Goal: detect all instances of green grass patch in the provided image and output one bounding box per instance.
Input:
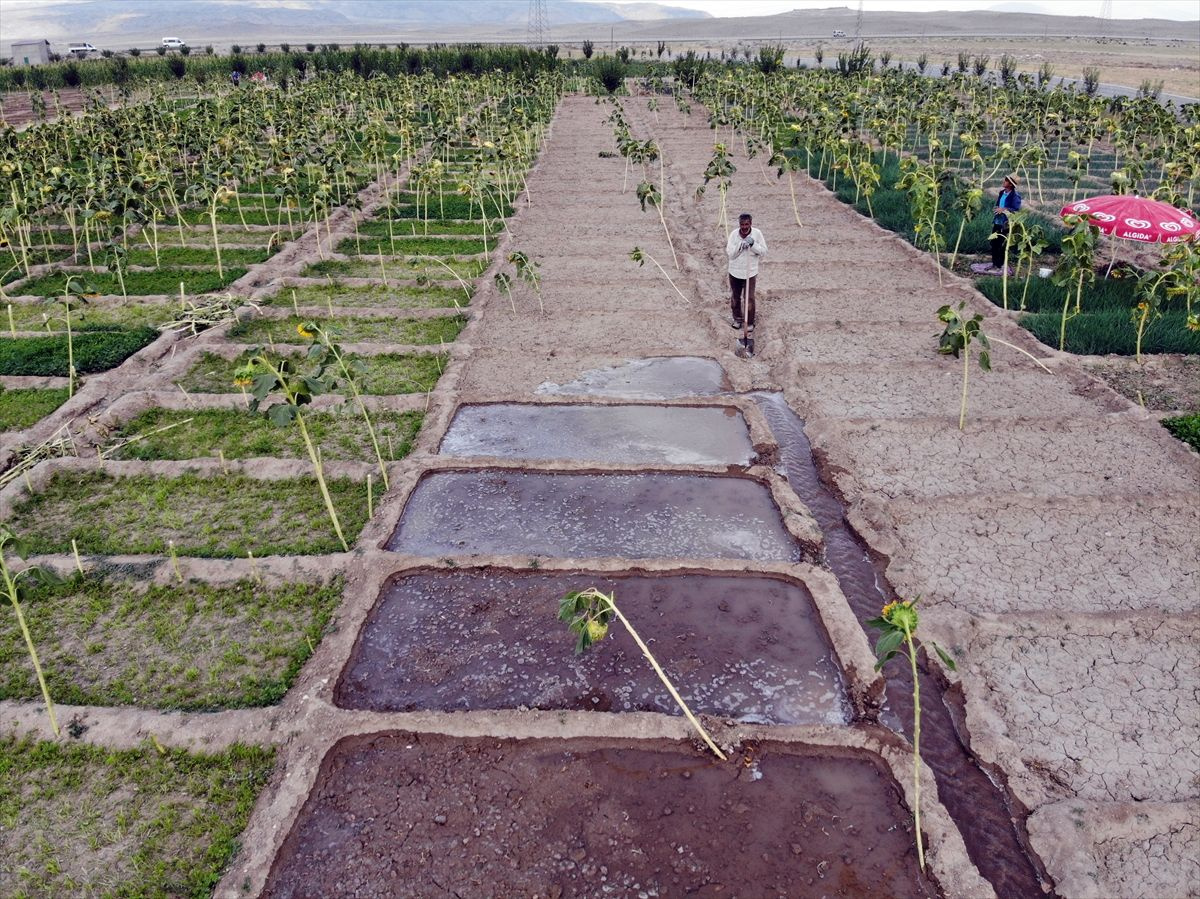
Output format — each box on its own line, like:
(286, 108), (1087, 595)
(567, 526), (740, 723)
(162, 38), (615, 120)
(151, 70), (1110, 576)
(0, 736), (273, 897)
(124, 246), (271, 267)
(977, 275), (1139, 313)
(267, 281), (472, 309)
(1162, 413), (1200, 452)
(334, 236), (488, 257)
(1020, 310), (1200, 356)
(179, 350), (447, 395)
(358, 218), (503, 238)
(5, 299), (178, 332)
(0, 386), (70, 432)
(166, 205), (308, 226)
(228, 314), (466, 345)
(109, 407), (424, 462)
(300, 257), (486, 282)
(0, 327), (159, 377)
(15, 268), (247, 297)
(9, 470), (370, 557)
(0, 576), (343, 710)
(383, 193), (513, 219)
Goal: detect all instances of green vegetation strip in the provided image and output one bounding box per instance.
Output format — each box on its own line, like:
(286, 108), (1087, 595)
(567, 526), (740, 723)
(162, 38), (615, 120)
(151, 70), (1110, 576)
(301, 258), (485, 283)
(167, 206), (308, 227)
(384, 194), (513, 219)
(977, 275), (1138, 314)
(271, 281), (473, 308)
(0, 387), (69, 432)
(0, 328), (159, 377)
(0, 737), (272, 898)
(124, 246), (272, 267)
(0, 577), (341, 711)
(1020, 310), (1200, 356)
(228, 314), (467, 344)
(1161, 413), (1200, 452)
(5, 300), (178, 332)
(9, 471), (369, 557)
(181, 351), (447, 395)
(15, 268), (248, 298)
(357, 219), (502, 238)
(110, 407), (423, 462)
(334, 236), (489, 257)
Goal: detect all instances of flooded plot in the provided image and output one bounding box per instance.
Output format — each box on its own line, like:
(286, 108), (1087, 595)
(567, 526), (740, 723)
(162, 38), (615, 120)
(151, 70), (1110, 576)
(387, 470), (805, 561)
(537, 356), (728, 398)
(336, 570), (849, 725)
(263, 733), (934, 899)
(440, 403), (755, 465)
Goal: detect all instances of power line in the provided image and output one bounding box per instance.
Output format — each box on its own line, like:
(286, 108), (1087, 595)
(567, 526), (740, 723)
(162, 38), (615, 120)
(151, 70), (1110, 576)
(528, 0), (549, 47)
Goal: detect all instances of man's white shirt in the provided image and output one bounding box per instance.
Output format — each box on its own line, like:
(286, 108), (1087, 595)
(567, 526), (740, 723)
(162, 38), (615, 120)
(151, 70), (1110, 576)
(726, 227), (768, 278)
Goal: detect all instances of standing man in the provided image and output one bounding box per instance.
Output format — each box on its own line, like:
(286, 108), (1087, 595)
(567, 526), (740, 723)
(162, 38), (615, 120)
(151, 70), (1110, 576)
(990, 174), (1022, 273)
(727, 212), (768, 356)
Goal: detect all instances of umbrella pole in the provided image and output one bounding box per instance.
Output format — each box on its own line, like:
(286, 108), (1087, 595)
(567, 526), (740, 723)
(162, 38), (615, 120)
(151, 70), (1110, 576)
(1105, 231), (1118, 278)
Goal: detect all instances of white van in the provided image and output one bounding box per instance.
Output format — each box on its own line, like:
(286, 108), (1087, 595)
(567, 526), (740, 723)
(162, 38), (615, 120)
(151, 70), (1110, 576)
(832, 30), (846, 38)
(67, 43), (97, 56)
(161, 37), (186, 49)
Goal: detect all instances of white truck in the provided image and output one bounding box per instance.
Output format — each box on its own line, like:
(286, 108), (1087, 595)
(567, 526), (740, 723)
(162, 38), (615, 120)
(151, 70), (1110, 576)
(67, 42), (97, 57)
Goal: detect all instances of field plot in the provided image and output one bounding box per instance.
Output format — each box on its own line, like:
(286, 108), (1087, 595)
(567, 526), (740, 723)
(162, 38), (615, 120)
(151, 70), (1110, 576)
(0, 57), (559, 898)
(2, 48), (1196, 899)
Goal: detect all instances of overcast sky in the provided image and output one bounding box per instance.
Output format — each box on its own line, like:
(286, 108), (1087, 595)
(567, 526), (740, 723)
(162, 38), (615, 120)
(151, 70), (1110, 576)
(597, 0), (1200, 20)
(2, 0), (1198, 21)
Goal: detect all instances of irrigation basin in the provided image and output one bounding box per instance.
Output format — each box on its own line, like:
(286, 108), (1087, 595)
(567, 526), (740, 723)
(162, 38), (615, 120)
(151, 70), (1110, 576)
(386, 470), (806, 561)
(536, 356), (728, 398)
(262, 733), (935, 898)
(335, 570), (850, 724)
(440, 403), (755, 466)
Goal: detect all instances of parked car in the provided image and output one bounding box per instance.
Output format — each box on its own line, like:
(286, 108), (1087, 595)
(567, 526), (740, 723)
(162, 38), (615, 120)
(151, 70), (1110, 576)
(832, 30), (846, 38)
(67, 43), (97, 57)
(161, 37), (186, 49)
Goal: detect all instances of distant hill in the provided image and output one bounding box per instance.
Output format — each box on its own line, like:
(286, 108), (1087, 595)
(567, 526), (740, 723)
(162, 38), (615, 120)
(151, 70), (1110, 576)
(551, 6), (1198, 42)
(0, 0), (709, 50)
(1, 0), (1193, 54)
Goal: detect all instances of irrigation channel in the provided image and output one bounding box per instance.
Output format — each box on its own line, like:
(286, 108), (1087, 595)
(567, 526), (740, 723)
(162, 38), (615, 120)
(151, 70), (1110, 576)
(752, 391), (1054, 897)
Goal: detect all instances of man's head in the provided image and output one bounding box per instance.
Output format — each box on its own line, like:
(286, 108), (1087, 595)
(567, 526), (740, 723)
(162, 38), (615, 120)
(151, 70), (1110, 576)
(738, 213), (752, 237)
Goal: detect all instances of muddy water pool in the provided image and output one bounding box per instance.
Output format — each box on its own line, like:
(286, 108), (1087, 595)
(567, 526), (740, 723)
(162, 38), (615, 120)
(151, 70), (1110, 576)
(336, 570), (850, 724)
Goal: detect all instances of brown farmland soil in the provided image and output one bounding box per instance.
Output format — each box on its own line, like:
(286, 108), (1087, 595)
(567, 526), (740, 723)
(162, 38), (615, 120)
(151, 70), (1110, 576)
(262, 733), (937, 899)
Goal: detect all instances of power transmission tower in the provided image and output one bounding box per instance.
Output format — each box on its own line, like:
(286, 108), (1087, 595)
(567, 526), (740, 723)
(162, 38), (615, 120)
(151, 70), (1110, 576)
(854, 0), (864, 41)
(528, 0), (549, 47)
(1098, 0), (1112, 37)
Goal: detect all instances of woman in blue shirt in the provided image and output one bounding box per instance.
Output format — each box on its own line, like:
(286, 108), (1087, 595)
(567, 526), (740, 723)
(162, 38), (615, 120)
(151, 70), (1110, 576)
(990, 174), (1022, 272)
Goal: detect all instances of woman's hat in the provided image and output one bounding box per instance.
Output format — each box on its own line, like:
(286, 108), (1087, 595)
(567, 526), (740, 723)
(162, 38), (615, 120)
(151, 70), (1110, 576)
(1004, 173), (1020, 187)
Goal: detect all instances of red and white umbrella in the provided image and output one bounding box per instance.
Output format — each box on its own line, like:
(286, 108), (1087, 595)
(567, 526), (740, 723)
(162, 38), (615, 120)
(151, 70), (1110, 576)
(1060, 195), (1198, 244)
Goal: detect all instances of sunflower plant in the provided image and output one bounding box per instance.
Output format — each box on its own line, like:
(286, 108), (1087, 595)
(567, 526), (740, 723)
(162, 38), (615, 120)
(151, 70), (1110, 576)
(559, 587), (726, 760)
(234, 342), (348, 551)
(868, 597), (956, 873)
(0, 526), (67, 736)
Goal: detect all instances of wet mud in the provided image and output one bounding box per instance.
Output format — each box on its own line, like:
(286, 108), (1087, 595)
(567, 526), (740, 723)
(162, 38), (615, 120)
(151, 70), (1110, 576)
(335, 569), (850, 725)
(754, 392), (1055, 898)
(439, 402), (755, 466)
(386, 470), (806, 562)
(536, 356), (729, 399)
(263, 733), (937, 899)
